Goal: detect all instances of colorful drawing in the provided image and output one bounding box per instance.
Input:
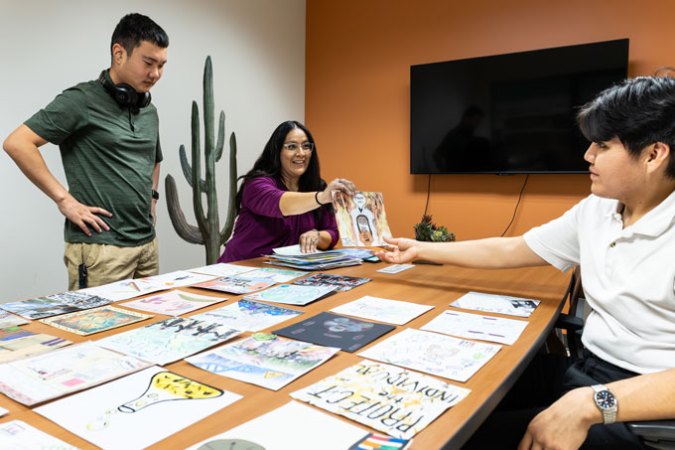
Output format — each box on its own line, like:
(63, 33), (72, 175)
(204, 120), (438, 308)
(117, 371), (223, 414)
(81, 271), (218, 302)
(244, 284), (337, 306)
(0, 310), (28, 328)
(97, 317), (241, 364)
(39, 306), (151, 336)
(0, 327), (71, 363)
(34, 366), (241, 449)
(0, 342), (149, 406)
(120, 289), (227, 316)
(291, 360), (470, 439)
(186, 333), (340, 390)
(359, 328), (501, 382)
(293, 273), (371, 291)
(193, 276), (276, 295)
(333, 191), (392, 246)
(190, 299), (302, 332)
(0, 291), (110, 320)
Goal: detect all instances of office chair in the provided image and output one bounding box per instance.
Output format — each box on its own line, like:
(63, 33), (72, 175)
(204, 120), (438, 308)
(555, 267), (675, 450)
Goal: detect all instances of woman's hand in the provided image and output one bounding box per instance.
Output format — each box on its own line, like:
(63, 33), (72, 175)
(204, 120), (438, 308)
(299, 229), (322, 253)
(317, 178), (357, 205)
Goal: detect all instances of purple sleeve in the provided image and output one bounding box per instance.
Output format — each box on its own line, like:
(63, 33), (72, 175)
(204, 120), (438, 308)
(241, 177), (285, 218)
(319, 207), (339, 249)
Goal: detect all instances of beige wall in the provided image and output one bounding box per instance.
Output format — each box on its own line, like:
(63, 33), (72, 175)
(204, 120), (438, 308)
(306, 0), (675, 239)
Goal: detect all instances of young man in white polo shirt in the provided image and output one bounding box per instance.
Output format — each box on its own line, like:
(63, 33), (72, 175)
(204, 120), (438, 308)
(379, 76), (675, 449)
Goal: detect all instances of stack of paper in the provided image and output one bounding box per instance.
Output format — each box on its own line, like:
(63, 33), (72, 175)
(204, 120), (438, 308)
(266, 249), (363, 271)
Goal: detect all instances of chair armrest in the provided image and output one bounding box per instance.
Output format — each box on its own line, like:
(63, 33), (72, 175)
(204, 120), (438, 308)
(555, 313), (584, 331)
(627, 420), (675, 449)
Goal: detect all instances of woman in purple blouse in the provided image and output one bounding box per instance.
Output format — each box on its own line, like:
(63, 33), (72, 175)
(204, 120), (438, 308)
(218, 120), (356, 262)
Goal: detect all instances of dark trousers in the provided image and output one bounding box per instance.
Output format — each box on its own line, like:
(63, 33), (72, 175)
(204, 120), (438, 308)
(461, 350), (649, 449)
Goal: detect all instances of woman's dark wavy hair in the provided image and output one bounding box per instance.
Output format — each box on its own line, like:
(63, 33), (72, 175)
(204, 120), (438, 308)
(234, 120), (329, 215)
(577, 76), (675, 178)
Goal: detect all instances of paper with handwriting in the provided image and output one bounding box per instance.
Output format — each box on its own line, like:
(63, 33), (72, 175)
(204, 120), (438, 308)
(421, 309), (528, 345)
(359, 328), (501, 382)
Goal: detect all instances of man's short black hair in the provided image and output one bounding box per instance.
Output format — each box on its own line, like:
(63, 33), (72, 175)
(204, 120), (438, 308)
(577, 76), (675, 178)
(111, 13), (169, 56)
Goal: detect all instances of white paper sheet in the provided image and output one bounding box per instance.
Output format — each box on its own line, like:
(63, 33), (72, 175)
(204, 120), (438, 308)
(120, 289), (227, 316)
(0, 420), (77, 450)
(377, 264), (415, 274)
(35, 366), (242, 450)
(330, 295), (433, 325)
(185, 401), (368, 450)
(450, 291), (541, 317)
(421, 309), (528, 345)
(188, 263), (257, 278)
(359, 328), (501, 382)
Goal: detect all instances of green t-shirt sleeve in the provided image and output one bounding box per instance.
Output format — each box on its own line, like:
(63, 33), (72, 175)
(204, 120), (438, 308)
(155, 135), (163, 163)
(24, 87), (89, 145)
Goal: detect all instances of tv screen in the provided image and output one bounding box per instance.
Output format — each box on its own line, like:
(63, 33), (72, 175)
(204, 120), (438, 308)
(410, 39), (629, 174)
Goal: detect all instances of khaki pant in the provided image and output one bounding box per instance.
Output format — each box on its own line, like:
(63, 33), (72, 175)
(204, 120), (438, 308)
(64, 239), (159, 291)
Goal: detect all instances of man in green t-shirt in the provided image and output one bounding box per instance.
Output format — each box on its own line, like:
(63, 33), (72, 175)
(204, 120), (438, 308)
(3, 13), (169, 290)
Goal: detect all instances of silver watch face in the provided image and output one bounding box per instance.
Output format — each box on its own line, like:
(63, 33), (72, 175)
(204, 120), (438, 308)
(594, 389), (617, 410)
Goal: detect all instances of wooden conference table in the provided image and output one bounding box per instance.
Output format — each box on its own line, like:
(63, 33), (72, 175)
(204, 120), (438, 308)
(0, 257), (569, 449)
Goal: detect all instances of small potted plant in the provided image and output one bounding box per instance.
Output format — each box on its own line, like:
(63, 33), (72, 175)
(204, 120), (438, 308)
(414, 215), (455, 242)
(413, 215), (455, 265)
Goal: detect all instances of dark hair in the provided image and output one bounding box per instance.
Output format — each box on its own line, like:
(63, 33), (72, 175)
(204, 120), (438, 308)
(577, 76), (675, 178)
(235, 120), (328, 215)
(111, 13), (169, 56)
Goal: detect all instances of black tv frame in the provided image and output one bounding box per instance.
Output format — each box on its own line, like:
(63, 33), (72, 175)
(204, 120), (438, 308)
(410, 39), (629, 175)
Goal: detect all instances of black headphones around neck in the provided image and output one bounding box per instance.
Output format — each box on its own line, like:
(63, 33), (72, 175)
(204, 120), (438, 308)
(99, 70), (151, 114)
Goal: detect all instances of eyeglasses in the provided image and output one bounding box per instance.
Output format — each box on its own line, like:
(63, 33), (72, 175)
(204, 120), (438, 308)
(282, 142), (314, 153)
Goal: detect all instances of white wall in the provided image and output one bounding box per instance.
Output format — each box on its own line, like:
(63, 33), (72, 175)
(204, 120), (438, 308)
(0, 0), (306, 300)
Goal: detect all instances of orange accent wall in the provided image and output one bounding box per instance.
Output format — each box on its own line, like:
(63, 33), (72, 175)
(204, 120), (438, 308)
(306, 0), (675, 240)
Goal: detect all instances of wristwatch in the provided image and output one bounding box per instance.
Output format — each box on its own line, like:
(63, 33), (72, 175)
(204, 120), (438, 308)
(151, 189), (160, 200)
(591, 384), (618, 424)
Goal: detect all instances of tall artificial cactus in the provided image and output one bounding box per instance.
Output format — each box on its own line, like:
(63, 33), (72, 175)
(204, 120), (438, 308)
(165, 56), (238, 264)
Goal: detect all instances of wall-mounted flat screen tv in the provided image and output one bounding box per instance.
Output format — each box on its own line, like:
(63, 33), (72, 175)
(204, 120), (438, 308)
(410, 39), (629, 174)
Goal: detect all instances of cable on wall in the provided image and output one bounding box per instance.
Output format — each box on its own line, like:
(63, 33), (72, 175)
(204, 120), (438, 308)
(423, 174), (432, 217)
(500, 174), (529, 237)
